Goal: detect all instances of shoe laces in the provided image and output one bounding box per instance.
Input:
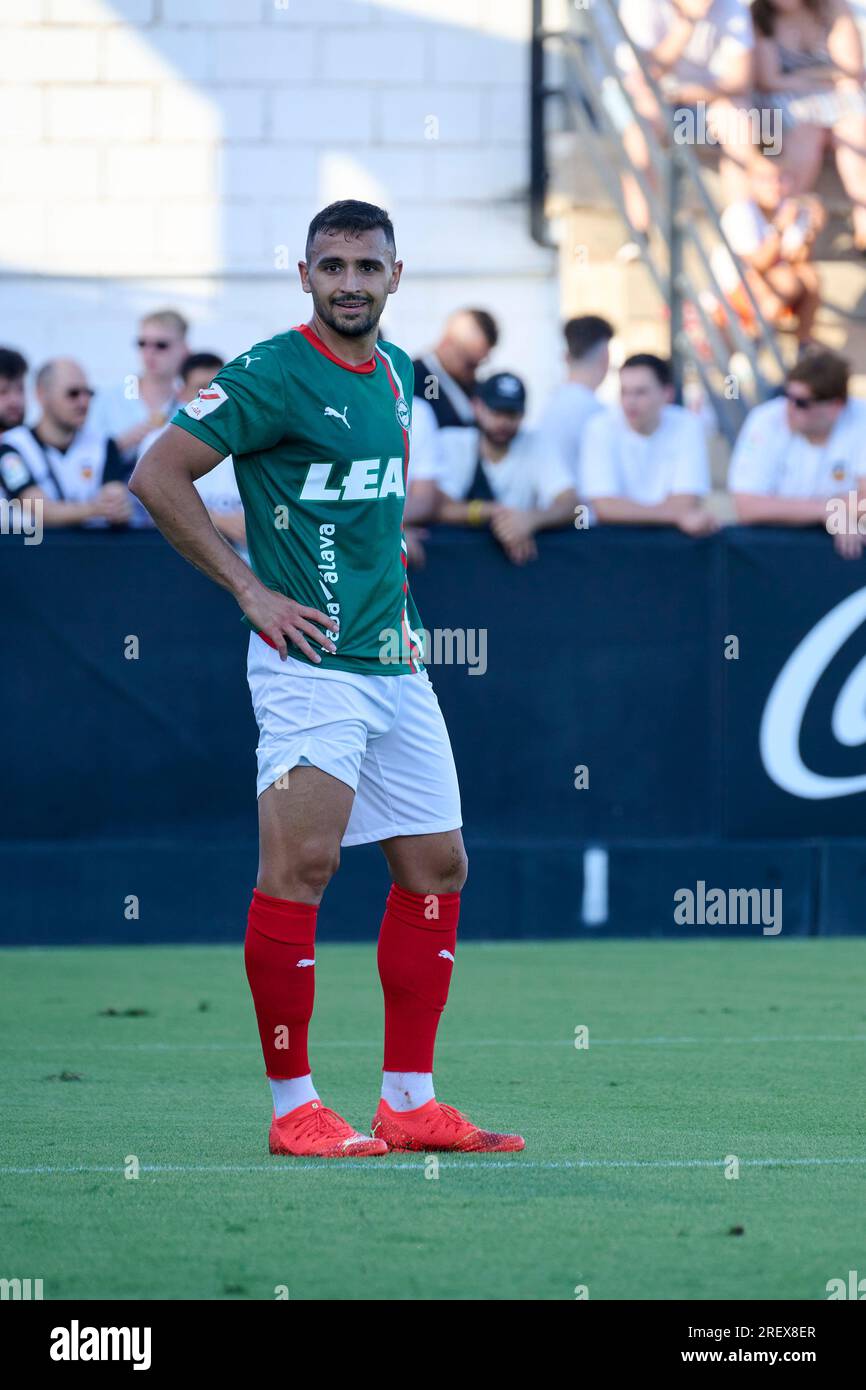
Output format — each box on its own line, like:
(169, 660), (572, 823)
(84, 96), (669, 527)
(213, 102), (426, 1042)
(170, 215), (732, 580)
(434, 1102), (472, 1133)
(291, 1105), (351, 1142)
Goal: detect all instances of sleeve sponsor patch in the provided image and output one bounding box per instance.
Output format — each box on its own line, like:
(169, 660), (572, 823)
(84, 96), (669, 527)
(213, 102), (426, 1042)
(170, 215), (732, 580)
(184, 381), (228, 421)
(0, 452), (32, 493)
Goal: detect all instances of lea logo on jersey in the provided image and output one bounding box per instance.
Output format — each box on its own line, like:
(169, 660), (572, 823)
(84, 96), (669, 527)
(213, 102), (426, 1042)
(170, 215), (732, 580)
(185, 381), (228, 421)
(395, 396), (411, 431)
(300, 457), (405, 502)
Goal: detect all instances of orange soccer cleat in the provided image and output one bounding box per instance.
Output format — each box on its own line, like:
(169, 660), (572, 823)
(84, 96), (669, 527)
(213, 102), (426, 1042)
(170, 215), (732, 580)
(371, 1097), (525, 1153)
(269, 1099), (388, 1158)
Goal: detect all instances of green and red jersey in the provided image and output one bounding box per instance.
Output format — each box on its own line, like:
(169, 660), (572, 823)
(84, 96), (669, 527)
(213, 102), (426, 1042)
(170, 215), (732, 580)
(172, 324), (424, 675)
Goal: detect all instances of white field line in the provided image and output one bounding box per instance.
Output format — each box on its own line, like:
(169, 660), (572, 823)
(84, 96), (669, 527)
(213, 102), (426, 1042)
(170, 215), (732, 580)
(11, 1034), (866, 1052)
(1, 1157), (866, 1176)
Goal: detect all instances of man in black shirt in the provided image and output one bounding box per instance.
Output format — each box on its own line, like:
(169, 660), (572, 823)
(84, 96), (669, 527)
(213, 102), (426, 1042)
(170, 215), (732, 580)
(1, 358), (131, 527)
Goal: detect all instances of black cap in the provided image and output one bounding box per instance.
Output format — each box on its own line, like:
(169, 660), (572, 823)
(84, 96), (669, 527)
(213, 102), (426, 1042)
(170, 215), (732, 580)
(475, 372), (526, 413)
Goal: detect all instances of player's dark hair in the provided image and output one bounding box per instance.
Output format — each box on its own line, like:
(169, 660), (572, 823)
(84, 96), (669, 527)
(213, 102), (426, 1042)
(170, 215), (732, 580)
(622, 353), (672, 388)
(181, 351), (224, 383)
(306, 200), (396, 263)
(465, 308), (499, 350)
(0, 346), (28, 382)
(564, 315), (614, 362)
(788, 349), (849, 403)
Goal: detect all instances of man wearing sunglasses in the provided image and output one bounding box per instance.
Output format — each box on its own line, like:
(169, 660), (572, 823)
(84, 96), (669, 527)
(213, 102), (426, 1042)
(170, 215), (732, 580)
(0, 358), (131, 528)
(89, 309), (188, 464)
(729, 351), (866, 559)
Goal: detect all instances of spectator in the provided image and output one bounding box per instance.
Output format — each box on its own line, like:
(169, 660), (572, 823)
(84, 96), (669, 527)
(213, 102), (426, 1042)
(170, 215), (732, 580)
(89, 308), (188, 464)
(137, 353), (246, 550)
(753, 0), (866, 251)
(603, 0), (756, 237)
(412, 307), (499, 430)
(711, 142), (825, 346)
(0, 359), (131, 528)
(537, 316), (614, 487)
(729, 349), (866, 556)
(580, 354), (716, 532)
(408, 309), (499, 552)
(0, 347), (29, 499)
(415, 372), (577, 566)
(0, 347), (27, 435)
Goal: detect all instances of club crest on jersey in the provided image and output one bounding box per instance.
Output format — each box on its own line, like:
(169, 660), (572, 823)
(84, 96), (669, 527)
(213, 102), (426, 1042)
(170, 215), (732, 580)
(185, 381), (228, 420)
(395, 396), (411, 431)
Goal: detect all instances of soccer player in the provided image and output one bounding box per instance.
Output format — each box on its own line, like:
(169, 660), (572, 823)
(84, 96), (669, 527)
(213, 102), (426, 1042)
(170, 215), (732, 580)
(130, 200), (524, 1159)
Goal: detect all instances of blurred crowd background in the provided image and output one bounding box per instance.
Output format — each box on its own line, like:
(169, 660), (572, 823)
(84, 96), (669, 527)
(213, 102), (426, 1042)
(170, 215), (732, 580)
(4, 0), (866, 564)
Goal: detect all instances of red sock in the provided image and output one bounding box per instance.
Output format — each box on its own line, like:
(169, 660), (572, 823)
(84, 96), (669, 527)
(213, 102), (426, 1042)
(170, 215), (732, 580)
(244, 888), (317, 1079)
(377, 883), (460, 1073)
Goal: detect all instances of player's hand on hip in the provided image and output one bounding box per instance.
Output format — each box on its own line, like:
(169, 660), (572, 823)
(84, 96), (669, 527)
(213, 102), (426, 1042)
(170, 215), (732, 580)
(240, 585), (338, 662)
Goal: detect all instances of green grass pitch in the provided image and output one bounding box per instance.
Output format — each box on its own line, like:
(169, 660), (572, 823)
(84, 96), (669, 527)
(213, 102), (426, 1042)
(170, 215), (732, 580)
(2, 938), (864, 1301)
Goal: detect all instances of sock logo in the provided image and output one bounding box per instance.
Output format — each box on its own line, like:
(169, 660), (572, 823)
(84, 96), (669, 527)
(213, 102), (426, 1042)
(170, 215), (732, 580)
(438, 949), (455, 962)
(296, 958), (316, 967)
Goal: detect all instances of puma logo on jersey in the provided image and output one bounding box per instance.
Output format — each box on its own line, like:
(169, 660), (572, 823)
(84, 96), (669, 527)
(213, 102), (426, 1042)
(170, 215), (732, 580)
(324, 405), (350, 429)
(300, 458), (405, 501)
(438, 949), (455, 962)
(296, 958), (316, 968)
(241, 355), (261, 369)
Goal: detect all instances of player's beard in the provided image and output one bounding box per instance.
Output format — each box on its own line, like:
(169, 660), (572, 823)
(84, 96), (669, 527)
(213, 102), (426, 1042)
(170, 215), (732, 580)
(315, 291), (383, 340)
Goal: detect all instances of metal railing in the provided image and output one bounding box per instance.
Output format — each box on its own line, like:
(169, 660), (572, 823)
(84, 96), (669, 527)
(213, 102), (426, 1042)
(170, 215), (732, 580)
(530, 0), (787, 441)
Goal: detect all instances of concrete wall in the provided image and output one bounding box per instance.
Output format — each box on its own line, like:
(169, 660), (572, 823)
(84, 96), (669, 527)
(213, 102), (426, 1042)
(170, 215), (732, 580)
(0, 0), (563, 422)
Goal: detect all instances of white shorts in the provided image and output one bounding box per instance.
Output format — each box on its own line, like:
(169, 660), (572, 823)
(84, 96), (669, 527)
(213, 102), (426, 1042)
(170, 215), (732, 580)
(246, 634), (463, 847)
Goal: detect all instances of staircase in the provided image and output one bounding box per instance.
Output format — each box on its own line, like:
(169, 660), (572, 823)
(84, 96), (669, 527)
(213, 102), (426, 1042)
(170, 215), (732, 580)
(531, 0), (866, 448)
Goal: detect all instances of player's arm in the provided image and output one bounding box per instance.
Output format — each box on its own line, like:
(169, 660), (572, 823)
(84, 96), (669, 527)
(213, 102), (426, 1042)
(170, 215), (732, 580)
(130, 425), (336, 664)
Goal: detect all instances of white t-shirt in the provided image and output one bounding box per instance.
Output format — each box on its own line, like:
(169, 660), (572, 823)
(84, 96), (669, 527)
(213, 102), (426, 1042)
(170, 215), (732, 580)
(194, 453), (242, 514)
(580, 404), (710, 504)
(408, 397), (442, 483)
(134, 419), (242, 527)
(432, 425), (575, 511)
(617, 0), (753, 89)
(89, 381), (181, 460)
(0, 423), (120, 506)
(729, 396), (866, 497)
(536, 382), (605, 489)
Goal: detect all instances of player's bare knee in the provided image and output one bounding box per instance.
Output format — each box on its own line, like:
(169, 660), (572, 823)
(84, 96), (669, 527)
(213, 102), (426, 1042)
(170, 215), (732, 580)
(434, 844), (468, 895)
(293, 837), (341, 896)
(259, 837), (340, 902)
